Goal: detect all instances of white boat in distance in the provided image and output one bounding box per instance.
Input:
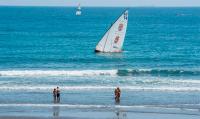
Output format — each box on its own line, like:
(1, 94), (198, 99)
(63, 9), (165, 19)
(95, 10), (128, 53)
(76, 3), (81, 16)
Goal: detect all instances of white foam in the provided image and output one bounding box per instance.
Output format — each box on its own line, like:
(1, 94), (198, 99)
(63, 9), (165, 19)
(0, 70), (118, 77)
(0, 86), (200, 92)
(0, 103), (107, 108)
(138, 69), (152, 72)
(0, 103), (185, 109)
(171, 80), (200, 84)
(0, 104), (199, 113)
(0, 104), (199, 116)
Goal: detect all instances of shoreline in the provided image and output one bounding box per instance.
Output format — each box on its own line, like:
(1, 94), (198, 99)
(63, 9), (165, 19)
(0, 104), (199, 119)
(0, 110), (199, 119)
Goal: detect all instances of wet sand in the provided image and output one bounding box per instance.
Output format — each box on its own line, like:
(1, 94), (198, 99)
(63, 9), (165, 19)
(0, 105), (199, 119)
(0, 117), (83, 119)
(0, 112), (199, 119)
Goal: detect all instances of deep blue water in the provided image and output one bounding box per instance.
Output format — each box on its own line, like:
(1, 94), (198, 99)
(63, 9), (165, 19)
(0, 7), (200, 70)
(0, 6), (200, 117)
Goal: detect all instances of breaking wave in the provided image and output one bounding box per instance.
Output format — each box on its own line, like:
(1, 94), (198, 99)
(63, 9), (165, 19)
(0, 70), (118, 77)
(117, 69), (200, 76)
(0, 86), (200, 92)
(0, 103), (199, 115)
(0, 69), (200, 77)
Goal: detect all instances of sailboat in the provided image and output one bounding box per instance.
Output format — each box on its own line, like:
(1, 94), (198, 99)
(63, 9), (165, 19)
(76, 3), (81, 16)
(95, 10), (128, 53)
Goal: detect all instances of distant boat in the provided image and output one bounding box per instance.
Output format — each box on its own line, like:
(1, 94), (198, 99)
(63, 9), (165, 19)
(76, 3), (81, 16)
(95, 10), (128, 53)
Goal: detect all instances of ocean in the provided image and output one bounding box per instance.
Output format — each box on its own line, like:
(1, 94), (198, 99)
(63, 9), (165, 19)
(0, 6), (200, 118)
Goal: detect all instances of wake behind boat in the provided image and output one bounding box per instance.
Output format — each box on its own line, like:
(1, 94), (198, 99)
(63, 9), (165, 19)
(95, 10), (128, 53)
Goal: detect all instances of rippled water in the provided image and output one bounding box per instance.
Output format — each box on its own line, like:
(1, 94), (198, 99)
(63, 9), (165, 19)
(0, 7), (200, 117)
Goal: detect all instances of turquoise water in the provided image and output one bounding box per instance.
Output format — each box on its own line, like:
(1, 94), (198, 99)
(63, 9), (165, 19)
(0, 6), (200, 117)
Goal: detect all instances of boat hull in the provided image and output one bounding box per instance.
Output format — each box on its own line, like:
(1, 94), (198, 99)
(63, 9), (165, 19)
(94, 49), (122, 53)
(94, 49), (101, 53)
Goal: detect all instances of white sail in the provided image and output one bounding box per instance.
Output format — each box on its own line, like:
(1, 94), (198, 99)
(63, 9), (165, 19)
(78, 4), (81, 10)
(76, 3), (81, 16)
(95, 10), (128, 53)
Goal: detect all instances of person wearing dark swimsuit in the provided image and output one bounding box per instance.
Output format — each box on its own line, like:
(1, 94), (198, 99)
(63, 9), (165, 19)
(53, 88), (57, 103)
(56, 87), (60, 103)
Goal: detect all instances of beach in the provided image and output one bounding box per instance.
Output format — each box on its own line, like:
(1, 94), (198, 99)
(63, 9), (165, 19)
(0, 104), (200, 119)
(0, 7), (200, 118)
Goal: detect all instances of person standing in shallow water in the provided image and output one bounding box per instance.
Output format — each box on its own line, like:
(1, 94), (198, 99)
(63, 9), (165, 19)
(53, 88), (57, 103)
(56, 87), (60, 103)
(117, 87), (121, 98)
(115, 87), (121, 103)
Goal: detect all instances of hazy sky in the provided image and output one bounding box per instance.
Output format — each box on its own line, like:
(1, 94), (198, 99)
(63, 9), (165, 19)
(0, 0), (200, 7)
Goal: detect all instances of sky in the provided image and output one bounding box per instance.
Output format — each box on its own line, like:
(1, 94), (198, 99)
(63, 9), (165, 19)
(0, 0), (200, 7)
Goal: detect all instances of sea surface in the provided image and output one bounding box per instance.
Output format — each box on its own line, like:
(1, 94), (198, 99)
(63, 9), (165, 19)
(0, 6), (200, 118)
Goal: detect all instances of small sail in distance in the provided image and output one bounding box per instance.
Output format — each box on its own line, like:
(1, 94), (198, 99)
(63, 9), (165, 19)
(76, 3), (81, 16)
(95, 10), (128, 53)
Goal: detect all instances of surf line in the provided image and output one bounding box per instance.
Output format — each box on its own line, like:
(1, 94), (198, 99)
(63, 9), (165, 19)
(0, 104), (199, 115)
(0, 86), (200, 92)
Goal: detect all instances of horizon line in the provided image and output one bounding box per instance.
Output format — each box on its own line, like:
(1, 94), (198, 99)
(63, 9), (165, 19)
(0, 5), (200, 8)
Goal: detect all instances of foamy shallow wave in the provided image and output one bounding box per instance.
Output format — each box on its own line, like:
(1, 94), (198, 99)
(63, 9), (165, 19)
(0, 103), (191, 108)
(135, 79), (200, 84)
(117, 69), (200, 76)
(0, 70), (118, 77)
(1, 86), (200, 92)
(0, 104), (199, 115)
(1, 69), (200, 77)
(0, 103), (198, 109)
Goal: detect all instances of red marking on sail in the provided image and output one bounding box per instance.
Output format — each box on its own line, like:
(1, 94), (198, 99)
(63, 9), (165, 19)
(118, 24), (123, 31)
(114, 36), (120, 43)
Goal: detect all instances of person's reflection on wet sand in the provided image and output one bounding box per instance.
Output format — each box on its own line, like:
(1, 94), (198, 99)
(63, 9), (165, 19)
(53, 106), (60, 117)
(115, 98), (120, 104)
(113, 109), (127, 119)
